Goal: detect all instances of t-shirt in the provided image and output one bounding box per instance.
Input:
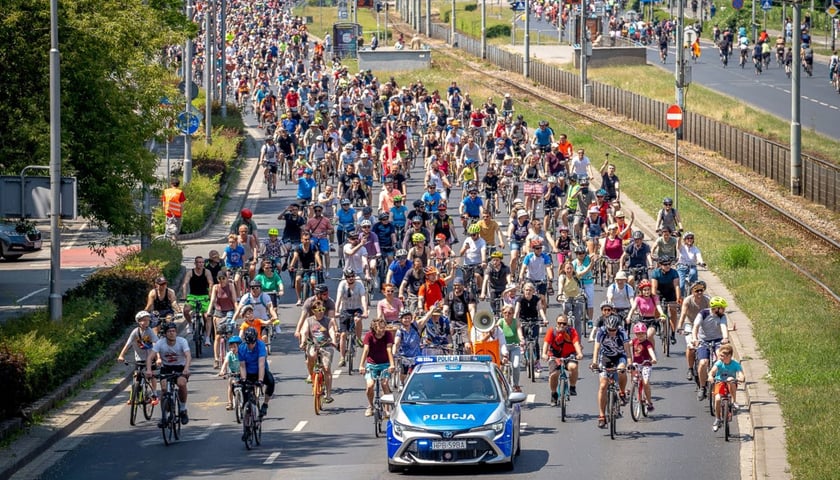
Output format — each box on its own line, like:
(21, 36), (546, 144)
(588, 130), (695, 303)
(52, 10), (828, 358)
(364, 330), (394, 364)
(377, 298), (404, 323)
(224, 244), (245, 269)
(239, 292), (273, 320)
(693, 309), (727, 341)
(712, 358), (743, 382)
(395, 323), (423, 357)
(403, 269), (425, 295)
(544, 326), (580, 358)
(595, 328), (628, 359)
(223, 350), (240, 374)
(446, 291), (474, 325)
(152, 337), (190, 366)
(305, 315), (332, 346)
(255, 272), (283, 293)
(517, 295), (541, 320)
(124, 326), (159, 362)
(237, 340), (268, 375)
(522, 252), (552, 281)
(463, 237), (486, 265)
(389, 259), (412, 287)
(240, 319), (268, 339)
(651, 268), (680, 302)
(419, 279), (447, 310)
(624, 242), (651, 268)
(336, 279), (367, 311)
(631, 338), (654, 364)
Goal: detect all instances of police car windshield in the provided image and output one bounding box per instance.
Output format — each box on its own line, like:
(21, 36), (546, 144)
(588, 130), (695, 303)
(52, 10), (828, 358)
(402, 372), (498, 403)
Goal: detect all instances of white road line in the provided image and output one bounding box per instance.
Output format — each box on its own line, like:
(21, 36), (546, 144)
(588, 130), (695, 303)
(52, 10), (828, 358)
(62, 220), (90, 250)
(520, 422), (528, 431)
(526, 394), (536, 404)
(16, 287), (47, 304)
(264, 452), (281, 464)
(332, 370), (342, 379)
(292, 420), (307, 432)
(819, 102), (829, 106)
(138, 422), (221, 446)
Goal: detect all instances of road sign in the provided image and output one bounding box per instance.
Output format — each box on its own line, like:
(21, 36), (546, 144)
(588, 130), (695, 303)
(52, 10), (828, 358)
(827, 3), (838, 16)
(511, 1), (525, 11)
(176, 112), (200, 135)
(732, 0), (743, 9)
(666, 104), (683, 129)
(761, 0), (772, 11)
(177, 80), (199, 101)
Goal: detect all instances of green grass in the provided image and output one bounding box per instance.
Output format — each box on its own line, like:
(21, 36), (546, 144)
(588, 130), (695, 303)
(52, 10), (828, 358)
(364, 51), (838, 480)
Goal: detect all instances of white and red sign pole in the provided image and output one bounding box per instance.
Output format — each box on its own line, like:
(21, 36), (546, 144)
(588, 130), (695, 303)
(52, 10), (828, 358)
(667, 105), (683, 211)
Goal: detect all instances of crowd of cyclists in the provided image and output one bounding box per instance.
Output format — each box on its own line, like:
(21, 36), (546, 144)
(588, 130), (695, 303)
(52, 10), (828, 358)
(121, 0), (745, 438)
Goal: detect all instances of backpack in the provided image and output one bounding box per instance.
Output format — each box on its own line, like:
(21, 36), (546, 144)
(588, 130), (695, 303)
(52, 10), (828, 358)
(243, 293), (270, 309)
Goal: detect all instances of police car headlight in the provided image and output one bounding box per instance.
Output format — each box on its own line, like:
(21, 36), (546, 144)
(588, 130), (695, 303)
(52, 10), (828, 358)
(393, 421), (404, 437)
(471, 420), (506, 436)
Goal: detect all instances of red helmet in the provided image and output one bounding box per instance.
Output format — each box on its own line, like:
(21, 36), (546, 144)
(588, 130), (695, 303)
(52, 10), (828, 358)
(435, 233), (447, 241)
(424, 266), (438, 275)
(633, 322), (647, 334)
(240, 208), (253, 219)
(638, 279), (652, 290)
(530, 239), (543, 248)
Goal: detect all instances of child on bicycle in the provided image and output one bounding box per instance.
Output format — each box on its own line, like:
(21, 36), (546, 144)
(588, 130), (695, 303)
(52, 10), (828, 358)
(218, 336), (242, 410)
(432, 233), (453, 270)
(117, 311), (160, 404)
(630, 322), (657, 411)
(707, 344), (744, 431)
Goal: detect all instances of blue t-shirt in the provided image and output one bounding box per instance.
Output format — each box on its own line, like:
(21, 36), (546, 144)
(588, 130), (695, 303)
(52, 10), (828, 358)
(422, 191), (443, 213)
(390, 205), (408, 227)
(395, 323), (423, 357)
(297, 176), (317, 200)
(389, 259), (413, 286)
(237, 341), (268, 375)
(712, 358), (743, 382)
(337, 207), (357, 231)
(373, 222), (396, 249)
(533, 126), (554, 146)
(461, 196), (484, 217)
(224, 245), (245, 269)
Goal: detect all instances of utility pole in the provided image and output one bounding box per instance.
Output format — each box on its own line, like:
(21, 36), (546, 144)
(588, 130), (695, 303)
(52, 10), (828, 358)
(481, 0), (487, 59)
(752, 0), (757, 44)
(579, 2), (589, 102)
(451, 0), (456, 46)
(205, 0), (213, 145)
(220, 0), (227, 118)
(790, 0), (802, 195)
(184, 0), (194, 184)
(426, 0), (431, 35)
(675, 0), (685, 140)
(48, 0), (62, 321)
(524, 0), (530, 77)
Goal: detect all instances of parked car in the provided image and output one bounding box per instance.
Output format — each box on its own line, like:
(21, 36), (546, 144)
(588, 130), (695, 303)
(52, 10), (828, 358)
(0, 220), (42, 260)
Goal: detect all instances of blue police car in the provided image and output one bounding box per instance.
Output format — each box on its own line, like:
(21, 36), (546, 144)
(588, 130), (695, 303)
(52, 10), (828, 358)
(382, 355), (527, 472)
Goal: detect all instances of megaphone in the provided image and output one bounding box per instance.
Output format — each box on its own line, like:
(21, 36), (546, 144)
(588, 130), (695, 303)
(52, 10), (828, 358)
(473, 310), (496, 333)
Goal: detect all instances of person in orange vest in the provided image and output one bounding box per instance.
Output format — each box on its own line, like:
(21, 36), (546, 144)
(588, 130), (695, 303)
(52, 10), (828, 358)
(162, 179), (186, 236)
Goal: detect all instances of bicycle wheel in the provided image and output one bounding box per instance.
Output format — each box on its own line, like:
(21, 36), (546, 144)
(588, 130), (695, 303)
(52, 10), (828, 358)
(662, 318), (670, 357)
(559, 375), (568, 422)
(161, 397), (174, 445)
(142, 380), (155, 420)
(346, 336), (355, 375)
(129, 379), (140, 426)
(374, 406), (383, 438)
(193, 321), (203, 359)
(234, 388), (244, 424)
(173, 396), (181, 440)
(630, 380), (641, 422)
(609, 391), (617, 440)
(525, 344), (535, 382)
(723, 400), (731, 441)
(313, 371), (324, 415)
(243, 405), (254, 450)
(709, 385), (716, 417)
(254, 415), (262, 445)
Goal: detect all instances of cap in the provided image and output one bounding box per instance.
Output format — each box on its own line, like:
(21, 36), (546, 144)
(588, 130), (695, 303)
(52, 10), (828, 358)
(516, 209), (528, 217)
(155, 276), (167, 285)
(588, 207), (600, 214)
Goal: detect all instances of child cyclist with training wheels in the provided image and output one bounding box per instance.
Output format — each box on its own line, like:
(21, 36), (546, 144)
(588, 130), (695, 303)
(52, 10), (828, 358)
(217, 336), (242, 410)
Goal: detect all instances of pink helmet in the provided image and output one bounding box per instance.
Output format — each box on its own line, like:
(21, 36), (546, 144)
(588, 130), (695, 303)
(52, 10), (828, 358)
(633, 322), (647, 334)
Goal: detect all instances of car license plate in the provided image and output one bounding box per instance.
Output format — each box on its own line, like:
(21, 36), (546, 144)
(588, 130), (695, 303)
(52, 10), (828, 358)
(431, 440), (467, 450)
(33, 240), (42, 249)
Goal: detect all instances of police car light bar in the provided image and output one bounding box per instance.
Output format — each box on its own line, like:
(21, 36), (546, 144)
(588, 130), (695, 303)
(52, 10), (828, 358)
(415, 355), (494, 364)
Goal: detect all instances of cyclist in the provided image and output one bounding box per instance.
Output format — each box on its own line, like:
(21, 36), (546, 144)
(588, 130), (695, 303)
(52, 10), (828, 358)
(655, 197), (683, 235)
(218, 336), (241, 410)
(260, 137), (279, 189)
(146, 322), (191, 425)
(230, 208), (258, 238)
(507, 209), (531, 274)
(459, 185), (484, 233)
(233, 279), (277, 323)
(693, 297), (730, 402)
(605, 271), (635, 325)
(335, 268), (370, 366)
(385, 249), (412, 288)
(279, 203), (307, 248)
(652, 227), (679, 261)
(117, 311), (160, 404)
(650, 255), (681, 345)
(343, 229), (370, 278)
(392, 309), (426, 385)
(520, 239), (554, 302)
(336, 199), (357, 264)
(359, 318), (396, 417)
(402, 215), (431, 250)
(422, 183), (444, 212)
(591, 315), (631, 429)
(542, 313), (584, 405)
(477, 210), (505, 254)
(676, 232), (706, 297)
(180, 256), (213, 345)
(143, 276), (182, 333)
(260, 228), (286, 271)
(359, 219), (382, 284)
(288, 232), (324, 305)
(620, 230), (653, 285)
(305, 204), (333, 271)
(626, 278), (667, 348)
(419, 303), (451, 354)
(299, 300), (338, 403)
(531, 120), (554, 153)
(514, 282), (547, 373)
(373, 212), (398, 265)
(399, 257), (426, 312)
(658, 30), (669, 63)
(600, 161), (620, 202)
(708, 344), (744, 432)
(254, 258), (285, 309)
(459, 223), (487, 290)
(572, 245), (597, 321)
(630, 322), (658, 411)
(481, 251), (512, 314)
(238, 326), (276, 418)
(680, 280), (711, 380)
(377, 176), (402, 214)
(444, 278), (477, 353)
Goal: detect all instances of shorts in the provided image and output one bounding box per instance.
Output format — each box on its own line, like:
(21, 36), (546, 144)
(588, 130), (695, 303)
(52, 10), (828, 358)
(549, 357), (577, 374)
(307, 343), (334, 368)
(214, 312), (236, 333)
(365, 362), (391, 382)
(598, 356), (627, 377)
(160, 364), (186, 377)
(696, 339), (722, 362)
(712, 381), (733, 397)
(581, 283), (595, 306)
(362, 175), (373, 187)
(527, 279), (547, 296)
(510, 240), (523, 252)
(339, 309), (362, 333)
(640, 317), (659, 329)
(266, 163), (278, 173)
(313, 237), (330, 253)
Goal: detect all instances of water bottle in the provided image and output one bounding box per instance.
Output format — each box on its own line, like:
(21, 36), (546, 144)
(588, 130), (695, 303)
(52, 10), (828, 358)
(587, 320), (593, 330)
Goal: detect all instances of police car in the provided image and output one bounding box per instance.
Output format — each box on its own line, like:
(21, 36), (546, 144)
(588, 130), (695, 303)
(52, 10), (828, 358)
(382, 355), (526, 472)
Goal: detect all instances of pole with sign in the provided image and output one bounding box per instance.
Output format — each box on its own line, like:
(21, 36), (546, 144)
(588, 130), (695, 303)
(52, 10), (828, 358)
(667, 104), (683, 209)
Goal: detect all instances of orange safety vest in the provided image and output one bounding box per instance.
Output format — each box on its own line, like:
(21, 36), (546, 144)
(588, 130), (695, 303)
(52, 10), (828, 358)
(162, 187), (184, 218)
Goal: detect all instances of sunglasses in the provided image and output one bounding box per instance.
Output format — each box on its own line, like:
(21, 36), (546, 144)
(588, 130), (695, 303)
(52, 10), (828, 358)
(557, 322), (567, 326)
(693, 288), (705, 293)
(250, 286), (261, 290)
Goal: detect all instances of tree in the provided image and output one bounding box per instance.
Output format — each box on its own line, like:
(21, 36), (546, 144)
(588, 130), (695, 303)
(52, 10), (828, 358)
(0, 0), (194, 236)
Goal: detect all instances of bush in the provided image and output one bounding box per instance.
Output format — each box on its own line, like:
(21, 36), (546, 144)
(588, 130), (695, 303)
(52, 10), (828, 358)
(464, 4), (477, 11)
(486, 24), (511, 39)
(0, 346), (27, 418)
(180, 174), (219, 234)
(720, 243), (756, 270)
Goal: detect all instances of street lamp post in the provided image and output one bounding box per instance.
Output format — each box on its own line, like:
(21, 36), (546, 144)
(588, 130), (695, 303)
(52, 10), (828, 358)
(524, 0), (530, 77)
(184, 0), (194, 185)
(205, 0), (213, 145)
(675, 0), (686, 140)
(481, 0), (487, 59)
(48, 0), (62, 321)
(790, 0), (802, 195)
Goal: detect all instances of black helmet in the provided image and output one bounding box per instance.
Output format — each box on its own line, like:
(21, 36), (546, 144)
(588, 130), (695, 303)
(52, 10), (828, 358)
(341, 198), (351, 205)
(362, 206), (373, 215)
(162, 322), (178, 333)
(378, 212), (390, 220)
(249, 280), (262, 288)
(663, 197), (674, 205)
(632, 230), (644, 240)
(314, 284), (329, 294)
(343, 267), (356, 278)
(658, 255), (673, 265)
(413, 199), (424, 208)
(568, 173), (578, 182)
(605, 315), (622, 330)
(573, 245), (587, 254)
(243, 327), (258, 344)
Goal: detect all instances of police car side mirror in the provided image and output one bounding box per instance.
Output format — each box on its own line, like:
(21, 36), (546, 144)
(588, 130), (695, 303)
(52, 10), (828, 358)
(381, 393), (396, 405)
(508, 392), (527, 404)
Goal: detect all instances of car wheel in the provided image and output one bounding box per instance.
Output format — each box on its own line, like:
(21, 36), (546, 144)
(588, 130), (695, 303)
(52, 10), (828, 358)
(515, 431), (521, 456)
(502, 451), (516, 471)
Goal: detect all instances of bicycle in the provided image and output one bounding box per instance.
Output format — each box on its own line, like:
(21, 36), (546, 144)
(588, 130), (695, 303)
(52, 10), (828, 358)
(521, 319), (541, 383)
(126, 362), (156, 426)
(156, 372), (183, 446)
(391, 355), (415, 392)
(551, 355), (577, 422)
(154, 217), (179, 245)
(309, 340), (332, 415)
(264, 163), (278, 197)
(715, 377), (739, 441)
(238, 380), (264, 450)
(340, 312), (359, 375)
(185, 295), (208, 359)
(561, 294), (588, 338)
(592, 365), (625, 440)
(628, 361), (653, 422)
(695, 339), (720, 417)
(214, 312), (236, 364)
(223, 373), (245, 424)
(368, 365), (390, 438)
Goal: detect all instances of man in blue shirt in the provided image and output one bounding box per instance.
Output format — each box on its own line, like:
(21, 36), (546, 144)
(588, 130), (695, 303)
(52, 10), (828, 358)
(532, 120), (555, 153)
(387, 249), (413, 288)
(238, 327), (275, 418)
(459, 186), (484, 233)
(422, 184), (443, 213)
(297, 168), (317, 202)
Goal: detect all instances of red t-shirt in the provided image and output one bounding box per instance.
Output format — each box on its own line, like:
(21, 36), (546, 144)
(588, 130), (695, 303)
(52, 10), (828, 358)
(364, 330), (394, 364)
(631, 338), (654, 364)
(418, 279), (447, 310)
(544, 327), (580, 358)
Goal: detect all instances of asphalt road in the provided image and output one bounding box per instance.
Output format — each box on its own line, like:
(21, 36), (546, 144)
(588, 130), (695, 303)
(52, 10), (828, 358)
(16, 110), (744, 479)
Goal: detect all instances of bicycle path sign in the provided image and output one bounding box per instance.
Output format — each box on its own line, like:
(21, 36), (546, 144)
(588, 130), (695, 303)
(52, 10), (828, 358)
(176, 111), (200, 135)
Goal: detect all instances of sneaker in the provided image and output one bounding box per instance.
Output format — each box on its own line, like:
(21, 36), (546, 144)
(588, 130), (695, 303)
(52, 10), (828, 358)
(597, 416), (607, 428)
(670, 332), (677, 345)
(712, 418), (722, 432)
(534, 361), (543, 373)
(151, 395), (159, 406)
(204, 336), (212, 347)
(550, 393), (558, 406)
(260, 404), (268, 417)
(646, 402), (655, 412)
(184, 324), (193, 335)
(569, 386), (577, 396)
(305, 375), (312, 384)
(513, 386), (522, 393)
(295, 300), (303, 306)
(324, 396), (335, 404)
(619, 393), (628, 406)
(732, 403), (741, 412)
(686, 368), (694, 381)
(697, 387), (707, 401)
(180, 410), (189, 425)
(338, 359), (346, 367)
(365, 407), (374, 417)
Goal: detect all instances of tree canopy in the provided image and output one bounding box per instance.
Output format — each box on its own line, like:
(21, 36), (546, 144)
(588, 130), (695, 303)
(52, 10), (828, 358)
(0, 0), (194, 235)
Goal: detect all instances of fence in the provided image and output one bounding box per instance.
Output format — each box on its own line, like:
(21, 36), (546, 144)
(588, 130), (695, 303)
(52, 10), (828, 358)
(421, 18), (840, 212)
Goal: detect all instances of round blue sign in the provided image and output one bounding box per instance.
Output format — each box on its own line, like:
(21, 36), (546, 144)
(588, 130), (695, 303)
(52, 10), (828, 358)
(732, 0), (743, 9)
(176, 112), (200, 135)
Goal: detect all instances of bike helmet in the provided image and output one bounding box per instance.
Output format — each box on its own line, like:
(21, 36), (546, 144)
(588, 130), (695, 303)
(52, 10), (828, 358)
(341, 198), (351, 205)
(434, 233), (446, 241)
(347, 230), (360, 238)
(412, 215), (423, 223)
(314, 284), (329, 294)
(240, 208), (253, 219)
(690, 280), (707, 292)
(411, 232), (426, 243)
(395, 249), (408, 258)
(268, 228), (279, 236)
(316, 135), (324, 141)
(513, 198), (524, 205)
(604, 315), (622, 330)
(490, 250), (504, 259)
(437, 203), (447, 211)
(684, 231), (695, 239)
(378, 212), (390, 220)
(162, 322), (178, 333)
(709, 296), (728, 309)
(596, 189), (607, 197)
(468, 224), (481, 234)
(588, 206), (600, 214)
(465, 158), (476, 165)
(578, 177), (590, 186)
(600, 300), (614, 310)
(632, 230), (645, 240)
(547, 176), (557, 183)
(638, 279), (652, 290)
(229, 336), (243, 345)
(399, 309), (413, 318)
(393, 195), (403, 202)
(568, 173), (578, 182)
(558, 225), (569, 232)
(632, 322), (647, 334)
(516, 209), (528, 218)
(424, 266), (439, 275)
(573, 245), (587, 254)
(413, 199), (424, 208)
(304, 168), (313, 174)
(663, 197), (673, 205)
(343, 267), (356, 278)
(135, 310), (151, 322)
(360, 152), (369, 158)
(363, 206), (373, 215)
(530, 239), (543, 248)
(360, 219), (372, 227)
(243, 327), (259, 344)
(658, 255), (673, 265)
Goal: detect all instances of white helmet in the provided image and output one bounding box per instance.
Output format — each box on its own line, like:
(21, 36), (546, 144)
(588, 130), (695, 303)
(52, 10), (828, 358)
(360, 219), (372, 227)
(516, 209), (528, 218)
(513, 198), (524, 205)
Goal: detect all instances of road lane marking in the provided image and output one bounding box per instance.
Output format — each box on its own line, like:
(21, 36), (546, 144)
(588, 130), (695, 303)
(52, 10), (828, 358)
(526, 394), (536, 404)
(292, 420), (307, 432)
(333, 370), (342, 379)
(138, 422), (221, 446)
(520, 422), (528, 431)
(16, 287), (47, 304)
(264, 452), (281, 464)
(62, 220), (90, 250)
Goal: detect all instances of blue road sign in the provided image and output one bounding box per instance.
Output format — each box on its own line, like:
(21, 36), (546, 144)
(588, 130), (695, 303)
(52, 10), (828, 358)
(176, 112), (200, 135)
(732, 0), (743, 9)
(512, 1), (525, 11)
(761, 0), (772, 11)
